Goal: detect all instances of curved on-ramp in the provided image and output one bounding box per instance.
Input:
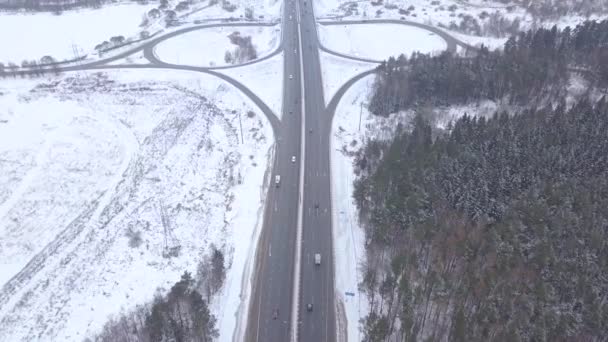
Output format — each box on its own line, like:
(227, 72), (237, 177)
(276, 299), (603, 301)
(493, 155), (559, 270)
(316, 19), (475, 63)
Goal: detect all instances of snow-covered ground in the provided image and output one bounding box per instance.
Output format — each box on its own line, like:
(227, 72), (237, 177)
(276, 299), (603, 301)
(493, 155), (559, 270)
(331, 74), (373, 342)
(330, 74), (414, 342)
(319, 51), (378, 106)
(0, 68), (274, 341)
(0, 3), (155, 64)
(219, 51), (284, 119)
(183, 0), (282, 23)
(154, 25), (280, 67)
(314, 0), (607, 53)
(330, 73), (500, 341)
(449, 29), (507, 50)
(318, 23), (447, 60)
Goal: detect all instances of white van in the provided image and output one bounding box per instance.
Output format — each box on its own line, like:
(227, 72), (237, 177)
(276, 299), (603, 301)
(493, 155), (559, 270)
(275, 175), (281, 187)
(314, 253), (321, 265)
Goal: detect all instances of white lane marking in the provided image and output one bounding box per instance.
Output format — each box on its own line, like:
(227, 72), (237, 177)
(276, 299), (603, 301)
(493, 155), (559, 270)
(291, 1), (306, 340)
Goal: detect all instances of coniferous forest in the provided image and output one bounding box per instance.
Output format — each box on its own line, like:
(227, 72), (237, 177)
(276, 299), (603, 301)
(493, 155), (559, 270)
(356, 20), (608, 342)
(369, 20), (608, 117)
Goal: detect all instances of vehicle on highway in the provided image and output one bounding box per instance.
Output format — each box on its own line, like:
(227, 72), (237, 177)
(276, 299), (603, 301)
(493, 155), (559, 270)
(307, 303), (313, 311)
(314, 202), (319, 209)
(273, 308), (278, 320)
(292, 156), (296, 163)
(275, 175), (281, 187)
(289, 74), (293, 79)
(315, 253), (321, 265)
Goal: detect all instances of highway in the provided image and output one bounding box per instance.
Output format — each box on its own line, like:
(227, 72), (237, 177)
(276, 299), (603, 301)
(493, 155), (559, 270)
(244, 0), (303, 341)
(297, 0), (337, 341)
(246, 0), (339, 340)
(0, 7), (464, 341)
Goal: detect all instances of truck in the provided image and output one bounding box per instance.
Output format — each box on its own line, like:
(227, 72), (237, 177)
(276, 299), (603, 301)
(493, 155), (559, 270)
(275, 175), (281, 187)
(314, 253), (321, 265)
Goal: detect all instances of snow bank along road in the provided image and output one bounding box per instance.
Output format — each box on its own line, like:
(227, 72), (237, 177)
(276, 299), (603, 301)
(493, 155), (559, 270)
(2, 4), (464, 341)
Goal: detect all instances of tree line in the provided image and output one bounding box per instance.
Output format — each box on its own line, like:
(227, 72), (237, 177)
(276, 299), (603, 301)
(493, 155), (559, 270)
(369, 20), (608, 117)
(355, 97), (608, 341)
(0, 0), (147, 12)
(91, 247), (225, 341)
(489, 0), (608, 19)
(356, 18), (608, 342)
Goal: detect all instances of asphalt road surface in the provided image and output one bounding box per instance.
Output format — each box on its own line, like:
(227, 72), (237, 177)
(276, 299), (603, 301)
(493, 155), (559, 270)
(245, 0), (337, 340)
(297, 0), (337, 341)
(244, 0), (303, 340)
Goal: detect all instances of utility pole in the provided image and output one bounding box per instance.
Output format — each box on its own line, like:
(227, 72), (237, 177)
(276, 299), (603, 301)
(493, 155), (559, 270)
(359, 102), (363, 131)
(238, 110), (244, 144)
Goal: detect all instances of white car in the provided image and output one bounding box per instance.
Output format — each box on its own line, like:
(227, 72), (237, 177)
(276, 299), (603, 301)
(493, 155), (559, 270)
(291, 156), (296, 163)
(289, 74), (293, 79)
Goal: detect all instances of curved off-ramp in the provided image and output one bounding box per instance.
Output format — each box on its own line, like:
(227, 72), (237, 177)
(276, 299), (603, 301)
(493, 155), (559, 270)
(316, 18), (474, 63)
(143, 22), (283, 70)
(7, 21), (283, 77)
(89, 63), (281, 134)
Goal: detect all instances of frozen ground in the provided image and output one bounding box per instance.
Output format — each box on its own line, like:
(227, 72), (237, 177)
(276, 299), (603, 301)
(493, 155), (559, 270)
(219, 51), (284, 119)
(183, 0), (282, 23)
(319, 51), (378, 106)
(314, 0), (607, 52)
(330, 74), (412, 342)
(0, 3), (154, 64)
(318, 23), (447, 60)
(0, 68), (274, 341)
(154, 25), (281, 67)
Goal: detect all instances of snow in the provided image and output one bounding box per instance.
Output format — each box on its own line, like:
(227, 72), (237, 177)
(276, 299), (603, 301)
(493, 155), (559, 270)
(449, 30), (507, 50)
(330, 74), (411, 342)
(182, 0), (282, 22)
(314, 0), (608, 41)
(106, 51), (151, 65)
(0, 3), (155, 64)
(219, 51), (284, 119)
(319, 50), (378, 106)
(0, 68), (274, 341)
(154, 25), (281, 67)
(314, 0), (528, 24)
(318, 23), (447, 60)
(329, 71), (501, 341)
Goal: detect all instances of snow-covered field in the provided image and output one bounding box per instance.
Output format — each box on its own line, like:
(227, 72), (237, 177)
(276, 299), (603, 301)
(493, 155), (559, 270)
(318, 23), (447, 60)
(0, 69), (274, 341)
(154, 25), (281, 67)
(330, 74), (416, 342)
(0, 3), (154, 64)
(319, 51), (378, 106)
(331, 75), (373, 342)
(314, 0), (608, 52)
(219, 51), (284, 119)
(183, 0), (282, 22)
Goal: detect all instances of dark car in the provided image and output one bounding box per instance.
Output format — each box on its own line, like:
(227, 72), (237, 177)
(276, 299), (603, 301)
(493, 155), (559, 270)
(307, 303), (313, 312)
